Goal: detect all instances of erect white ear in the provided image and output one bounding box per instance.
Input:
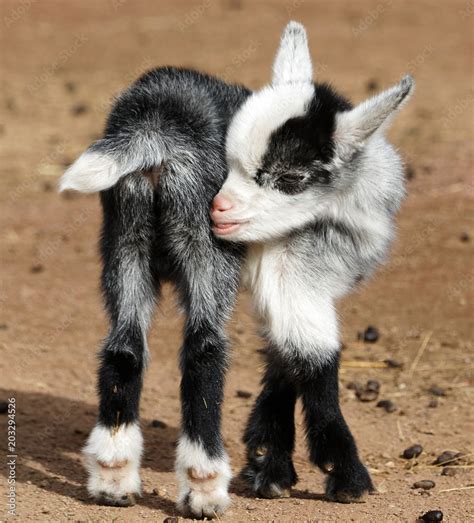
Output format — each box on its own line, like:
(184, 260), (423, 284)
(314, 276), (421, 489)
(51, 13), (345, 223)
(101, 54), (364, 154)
(272, 21), (313, 86)
(335, 75), (415, 156)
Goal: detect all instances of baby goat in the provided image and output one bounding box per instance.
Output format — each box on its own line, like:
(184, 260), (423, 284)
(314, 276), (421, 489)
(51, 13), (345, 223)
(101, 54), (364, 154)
(60, 21), (413, 519)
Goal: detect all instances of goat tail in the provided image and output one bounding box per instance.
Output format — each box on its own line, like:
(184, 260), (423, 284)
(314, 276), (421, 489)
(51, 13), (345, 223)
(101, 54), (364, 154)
(59, 131), (164, 193)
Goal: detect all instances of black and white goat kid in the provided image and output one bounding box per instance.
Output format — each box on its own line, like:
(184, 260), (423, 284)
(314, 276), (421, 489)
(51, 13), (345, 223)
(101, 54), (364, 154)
(60, 22), (413, 518)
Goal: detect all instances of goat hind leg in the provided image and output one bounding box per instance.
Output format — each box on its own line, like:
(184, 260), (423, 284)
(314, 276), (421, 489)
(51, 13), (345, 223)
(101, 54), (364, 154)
(83, 175), (158, 506)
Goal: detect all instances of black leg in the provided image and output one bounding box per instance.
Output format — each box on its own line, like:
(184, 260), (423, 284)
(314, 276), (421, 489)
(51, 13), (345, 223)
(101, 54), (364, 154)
(171, 238), (242, 518)
(300, 355), (374, 502)
(242, 353), (298, 498)
(83, 175), (159, 506)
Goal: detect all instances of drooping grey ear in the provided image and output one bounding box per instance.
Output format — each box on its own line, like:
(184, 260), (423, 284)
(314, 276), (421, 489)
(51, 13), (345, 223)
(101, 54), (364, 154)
(335, 75), (415, 156)
(272, 21), (313, 85)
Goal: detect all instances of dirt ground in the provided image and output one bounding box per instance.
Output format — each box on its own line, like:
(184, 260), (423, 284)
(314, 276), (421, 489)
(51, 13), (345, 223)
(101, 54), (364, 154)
(0, 1), (473, 521)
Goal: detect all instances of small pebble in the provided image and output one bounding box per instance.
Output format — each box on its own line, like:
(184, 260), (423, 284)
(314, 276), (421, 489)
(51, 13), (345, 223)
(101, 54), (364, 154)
(30, 263), (44, 273)
(418, 510), (443, 522)
(163, 518), (179, 523)
(384, 358), (403, 368)
(402, 444), (423, 459)
(376, 399), (397, 413)
(246, 504), (257, 511)
(71, 103), (89, 116)
(441, 466), (456, 476)
(236, 389), (252, 399)
(428, 399), (438, 408)
(151, 419), (167, 429)
(459, 231), (470, 242)
(0, 401), (8, 414)
(64, 81), (77, 93)
(359, 325), (379, 343)
(413, 480), (435, 490)
(428, 386), (446, 397)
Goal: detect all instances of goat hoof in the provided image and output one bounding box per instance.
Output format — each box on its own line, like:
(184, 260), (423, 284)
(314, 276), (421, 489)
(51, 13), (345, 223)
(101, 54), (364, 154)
(96, 491), (137, 507)
(177, 486), (230, 519)
(257, 483), (292, 499)
(175, 440), (232, 519)
(83, 423), (143, 507)
(242, 454), (297, 499)
(325, 465), (374, 503)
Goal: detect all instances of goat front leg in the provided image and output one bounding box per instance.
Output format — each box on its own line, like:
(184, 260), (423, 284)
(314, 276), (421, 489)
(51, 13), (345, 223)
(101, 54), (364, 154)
(260, 282), (373, 503)
(83, 175), (158, 506)
(300, 353), (374, 502)
(242, 354), (298, 498)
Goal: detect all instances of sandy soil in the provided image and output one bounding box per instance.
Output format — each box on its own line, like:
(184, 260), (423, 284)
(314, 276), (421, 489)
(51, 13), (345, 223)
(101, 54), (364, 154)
(0, 1), (473, 521)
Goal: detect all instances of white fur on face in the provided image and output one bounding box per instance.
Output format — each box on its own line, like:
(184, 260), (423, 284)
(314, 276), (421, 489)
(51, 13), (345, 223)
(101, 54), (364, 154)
(83, 422), (143, 502)
(216, 168), (319, 242)
(219, 80), (315, 243)
(217, 21), (316, 243)
(175, 435), (232, 518)
(226, 82), (314, 177)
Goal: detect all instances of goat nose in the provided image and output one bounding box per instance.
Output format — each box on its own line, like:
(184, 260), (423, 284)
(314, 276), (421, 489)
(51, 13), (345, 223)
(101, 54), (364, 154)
(212, 193), (233, 212)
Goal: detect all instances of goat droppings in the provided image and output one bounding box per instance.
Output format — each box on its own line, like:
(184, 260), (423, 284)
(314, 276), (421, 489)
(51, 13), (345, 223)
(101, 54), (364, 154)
(402, 444), (423, 459)
(417, 510), (443, 522)
(413, 480), (435, 490)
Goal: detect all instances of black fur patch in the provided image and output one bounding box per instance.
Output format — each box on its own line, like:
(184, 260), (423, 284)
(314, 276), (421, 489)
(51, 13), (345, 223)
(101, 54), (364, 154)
(258, 83), (352, 195)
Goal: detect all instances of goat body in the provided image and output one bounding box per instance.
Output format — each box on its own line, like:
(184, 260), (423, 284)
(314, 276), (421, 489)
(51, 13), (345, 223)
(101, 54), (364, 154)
(61, 22), (413, 518)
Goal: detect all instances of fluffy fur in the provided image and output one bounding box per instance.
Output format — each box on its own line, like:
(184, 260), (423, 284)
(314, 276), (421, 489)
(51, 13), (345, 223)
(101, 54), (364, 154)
(83, 423), (143, 506)
(175, 435), (232, 518)
(61, 21), (413, 518)
(212, 21), (413, 502)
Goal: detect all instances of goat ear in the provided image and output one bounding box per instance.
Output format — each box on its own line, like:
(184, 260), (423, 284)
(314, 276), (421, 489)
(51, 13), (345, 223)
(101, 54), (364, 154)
(335, 75), (415, 155)
(272, 21), (313, 86)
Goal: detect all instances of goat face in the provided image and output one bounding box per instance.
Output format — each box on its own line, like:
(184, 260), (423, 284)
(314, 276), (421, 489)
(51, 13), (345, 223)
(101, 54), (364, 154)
(211, 21), (414, 243)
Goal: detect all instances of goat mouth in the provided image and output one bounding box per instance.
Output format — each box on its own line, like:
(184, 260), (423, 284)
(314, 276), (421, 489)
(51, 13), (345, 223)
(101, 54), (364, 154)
(212, 222), (241, 235)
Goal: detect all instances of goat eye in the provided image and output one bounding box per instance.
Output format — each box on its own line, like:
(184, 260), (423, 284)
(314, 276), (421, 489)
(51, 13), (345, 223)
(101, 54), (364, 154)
(278, 174), (305, 185)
